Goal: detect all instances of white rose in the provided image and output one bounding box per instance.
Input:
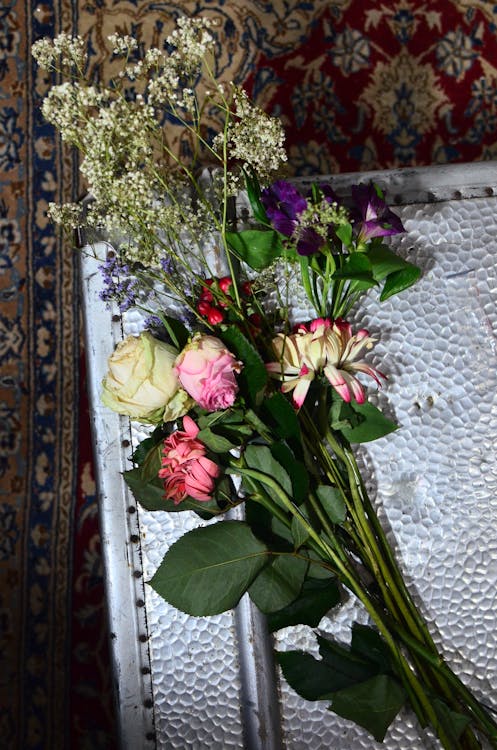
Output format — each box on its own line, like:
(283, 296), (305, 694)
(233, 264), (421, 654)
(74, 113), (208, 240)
(101, 331), (193, 423)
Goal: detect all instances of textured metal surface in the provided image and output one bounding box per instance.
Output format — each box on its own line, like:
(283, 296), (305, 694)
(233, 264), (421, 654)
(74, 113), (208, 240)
(273, 194), (497, 749)
(81, 162), (497, 749)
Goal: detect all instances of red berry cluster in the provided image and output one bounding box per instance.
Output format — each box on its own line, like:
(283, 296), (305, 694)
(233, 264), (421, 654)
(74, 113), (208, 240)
(196, 276), (261, 329)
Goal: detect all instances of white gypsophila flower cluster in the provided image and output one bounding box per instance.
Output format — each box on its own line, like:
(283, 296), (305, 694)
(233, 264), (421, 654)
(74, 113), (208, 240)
(146, 63), (181, 105)
(166, 16), (215, 74)
(78, 97), (157, 196)
(299, 201), (351, 240)
(108, 34), (139, 56)
(214, 88), (287, 179)
(32, 33), (86, 71)
(125, 48), (163, 81)
(47, 201), (84, 228)
(41, 83), (105, 143)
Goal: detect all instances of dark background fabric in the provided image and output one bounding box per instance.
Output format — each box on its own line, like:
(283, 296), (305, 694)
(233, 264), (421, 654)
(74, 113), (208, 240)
(2, 1), (497, 747)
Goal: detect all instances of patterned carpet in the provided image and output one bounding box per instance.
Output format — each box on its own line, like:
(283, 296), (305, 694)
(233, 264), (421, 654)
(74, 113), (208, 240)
(2, 1), (497, 748)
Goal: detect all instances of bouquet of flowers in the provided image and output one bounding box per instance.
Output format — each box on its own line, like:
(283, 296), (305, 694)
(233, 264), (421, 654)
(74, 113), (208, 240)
(33, 18), (497, 748)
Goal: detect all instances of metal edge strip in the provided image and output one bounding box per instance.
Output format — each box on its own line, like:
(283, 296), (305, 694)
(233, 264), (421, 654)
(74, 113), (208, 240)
(295, 159), (497, 203)
(79, 245), (156, 749)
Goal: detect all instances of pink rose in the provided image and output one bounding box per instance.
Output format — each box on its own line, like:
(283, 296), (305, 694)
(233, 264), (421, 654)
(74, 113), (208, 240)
(158, 416), (220, 503)
(174, 333), (242, 412)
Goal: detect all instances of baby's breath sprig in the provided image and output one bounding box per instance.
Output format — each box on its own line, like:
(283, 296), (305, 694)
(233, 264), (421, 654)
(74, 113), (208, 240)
(33, 16), (287, 326)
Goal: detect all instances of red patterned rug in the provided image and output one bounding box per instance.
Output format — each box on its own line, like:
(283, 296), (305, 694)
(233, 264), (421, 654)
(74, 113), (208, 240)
(2, 2), (497, 748)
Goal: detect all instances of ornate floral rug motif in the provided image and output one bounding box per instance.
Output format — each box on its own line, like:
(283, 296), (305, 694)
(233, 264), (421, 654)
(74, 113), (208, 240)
(1, 1), (497, 748)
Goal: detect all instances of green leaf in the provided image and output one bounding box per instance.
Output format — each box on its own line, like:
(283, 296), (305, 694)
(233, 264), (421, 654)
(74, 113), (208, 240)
(332, 253), (377, 291)
(226, 229), (284, 271)
(150, 521), (268, 615)
(367, 244), (421, 301)
(380, 265), (421, 301)
(276, 651), (343, 701)
(131, 427), (164, 467)
(160, 314), (190, 350)
(243, 167), (270, 224)
(432, 699), (472, 744)
(351, 624), (393, 672)
(123, 468), (221, 515)
(267, 577), (341, 632)
(196, 427), (237, 453)
(334, 400), (398, 443)
(329, 675), (406, 742)
(221, 326), (267, 405)
(317, 635), (378, 685)
(291, 514), (310, 549)
(316, 485), (347, 524)
(249, 554), (308, 612)
(244, 444), (293, 499)
(335, 222), (353, 247)
(262, 392), (301, 440)
(271, 442), (308, 503)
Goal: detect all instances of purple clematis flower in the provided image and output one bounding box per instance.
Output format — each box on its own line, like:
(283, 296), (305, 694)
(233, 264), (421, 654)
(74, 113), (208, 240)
(261, 180), (324, 255)
(351, 183), (404, 242)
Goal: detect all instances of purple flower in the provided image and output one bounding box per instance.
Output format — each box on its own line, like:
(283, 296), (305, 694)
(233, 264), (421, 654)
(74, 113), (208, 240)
(261, 180), (308, 237)
(351, 184), (404, 242)
(261, 180), (325, 256)
(99, 254), (141, 312)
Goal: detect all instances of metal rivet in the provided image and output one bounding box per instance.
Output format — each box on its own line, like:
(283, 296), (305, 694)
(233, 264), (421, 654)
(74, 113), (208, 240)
(130, 534), (139, 543)
(128, 506), (136, 514)
(136, 599), (145, 607)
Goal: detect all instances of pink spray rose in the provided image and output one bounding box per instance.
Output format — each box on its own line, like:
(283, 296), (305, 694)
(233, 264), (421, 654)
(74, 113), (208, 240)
(158, 416), (220, 504)
(174, 333), (243, 412)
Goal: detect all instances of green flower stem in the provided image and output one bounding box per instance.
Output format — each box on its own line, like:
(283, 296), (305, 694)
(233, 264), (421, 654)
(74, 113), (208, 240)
(297, 410), (494, 746)
(326, 434), (497, 747)
(229, 462), (462, 746)
(300, 256), (320, 315)
(390, 621), (497, 743)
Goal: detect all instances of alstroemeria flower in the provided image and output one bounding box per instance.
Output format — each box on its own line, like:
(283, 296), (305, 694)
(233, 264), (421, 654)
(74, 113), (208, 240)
(351, 183), (404, 243)
(158, 416), (220, 504)
(266, 318), (386, 407)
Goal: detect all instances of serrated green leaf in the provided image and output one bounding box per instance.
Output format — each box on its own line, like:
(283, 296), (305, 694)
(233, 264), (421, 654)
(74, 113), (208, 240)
(268, 577), (341, 632)
(150, 521), (268, 615)
(329, 674), (406, 742)
(226, 229), (283, 271)
(249, 554), (308, 612)
(316, 485), (347, 524)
